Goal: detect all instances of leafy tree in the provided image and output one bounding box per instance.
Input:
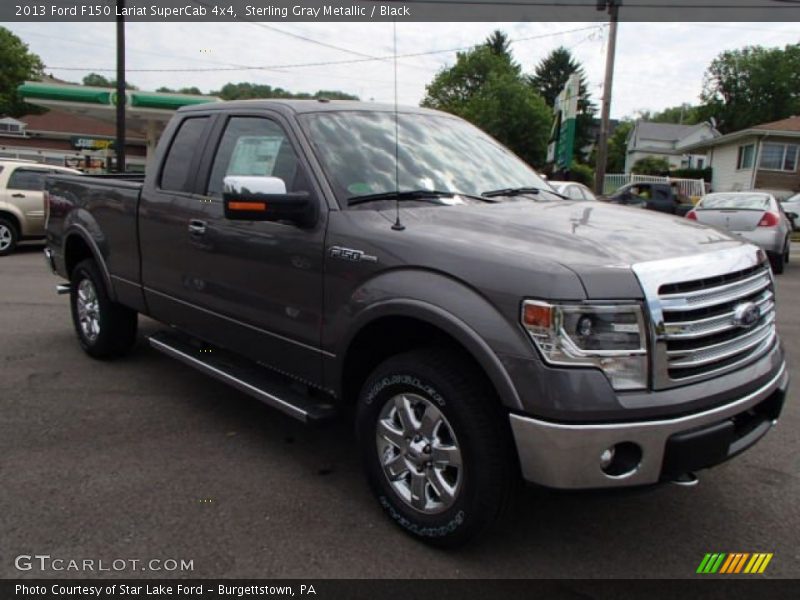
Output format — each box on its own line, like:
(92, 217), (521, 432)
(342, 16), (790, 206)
(701, 43), (800, 133)
(643, 103), (703, 125)
(484, 30), (514, 63)
(605, 120), (632, 173)
(422, 46), (551, 167)
(156, 86), (203, 95)
(631, 156), (671, 176)
(529, 47), (596, 163)
(0, 27), (44, 117)
(82, 72), (137, 90)
(212, 82), (357, 101)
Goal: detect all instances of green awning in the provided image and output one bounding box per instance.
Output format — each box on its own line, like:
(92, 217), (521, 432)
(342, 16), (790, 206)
(130, 92), (216, 110)
(18, 82), (112, 105)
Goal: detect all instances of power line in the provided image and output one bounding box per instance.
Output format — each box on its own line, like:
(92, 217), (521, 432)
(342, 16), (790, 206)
(44, 24), (605, 73)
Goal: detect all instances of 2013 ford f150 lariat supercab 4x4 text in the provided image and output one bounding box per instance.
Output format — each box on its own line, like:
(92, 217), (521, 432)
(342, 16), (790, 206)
(44, 100), (789, 546)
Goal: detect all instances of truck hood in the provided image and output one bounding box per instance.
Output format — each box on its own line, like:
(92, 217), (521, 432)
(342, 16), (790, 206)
(386, 200), (747, 298)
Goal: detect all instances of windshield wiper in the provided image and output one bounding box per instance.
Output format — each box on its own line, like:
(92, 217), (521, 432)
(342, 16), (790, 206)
(348, 189), (495, 207)
(482, 186), (568, 200)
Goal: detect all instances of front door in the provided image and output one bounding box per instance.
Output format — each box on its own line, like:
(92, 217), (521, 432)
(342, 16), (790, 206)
(3, 166), (53, 237)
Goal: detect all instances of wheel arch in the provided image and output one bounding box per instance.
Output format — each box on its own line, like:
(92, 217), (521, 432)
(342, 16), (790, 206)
(336, 300), (523, 412)
(63, 226), (116, 300)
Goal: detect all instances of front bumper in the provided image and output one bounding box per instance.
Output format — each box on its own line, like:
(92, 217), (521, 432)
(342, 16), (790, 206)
(509, 361), (788, 489)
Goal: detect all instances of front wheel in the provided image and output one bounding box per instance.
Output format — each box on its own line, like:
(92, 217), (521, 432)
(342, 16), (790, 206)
(70, 258), (138, 358)
(356, 349), (516, 547)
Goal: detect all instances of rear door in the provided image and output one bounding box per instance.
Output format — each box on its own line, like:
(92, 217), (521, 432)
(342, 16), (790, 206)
(2, 166), (53, 236)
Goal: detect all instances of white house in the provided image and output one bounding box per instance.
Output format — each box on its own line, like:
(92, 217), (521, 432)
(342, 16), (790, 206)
(680, 116), (800, 195)
(625, 121), (719, 173)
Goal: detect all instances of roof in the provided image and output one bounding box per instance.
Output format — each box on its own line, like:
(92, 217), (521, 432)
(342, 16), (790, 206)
(179, 98), (451, 117)
(681, 115), (800, 152)
(15, 108), (144, 139)
(634, 121), (700, 143)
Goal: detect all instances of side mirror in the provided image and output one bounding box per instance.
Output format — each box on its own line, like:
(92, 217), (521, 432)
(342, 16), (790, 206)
(223, 175), (315, 227)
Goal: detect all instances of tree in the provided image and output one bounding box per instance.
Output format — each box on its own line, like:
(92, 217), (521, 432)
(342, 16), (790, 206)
(647, 103), (703, 125)
(529, 47), (596, 163)
(0, 27), (44, 117)
(211, 82), (357, 101)
(422, 46), (551, 167)
(82, 72), (137, 90)
(631, 156), (671, 176)
(484, 30), (514, 63)
(701, 43), (800, 133)
(606, 120), (632, 173)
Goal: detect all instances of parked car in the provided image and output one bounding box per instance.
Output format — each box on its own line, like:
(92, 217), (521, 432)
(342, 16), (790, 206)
(548, 181), (598, 201)
(604, 182), (694, 216)
(780, 192), (800, 231)
(0, 159), (81, 256)
(44, 100), (788, 546)
(687, 192), (792, 273)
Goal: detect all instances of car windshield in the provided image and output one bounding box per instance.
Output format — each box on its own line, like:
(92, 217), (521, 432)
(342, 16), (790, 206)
(699, 194), (770, 210)
(298, 110), (555, 207)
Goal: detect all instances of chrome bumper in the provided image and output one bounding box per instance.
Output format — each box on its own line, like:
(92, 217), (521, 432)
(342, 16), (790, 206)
(510, 362), (788, 489)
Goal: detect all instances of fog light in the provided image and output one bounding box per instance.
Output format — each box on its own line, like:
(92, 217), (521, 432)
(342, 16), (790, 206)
(600, 447), (615, 469)
(600, 442), (642, 478)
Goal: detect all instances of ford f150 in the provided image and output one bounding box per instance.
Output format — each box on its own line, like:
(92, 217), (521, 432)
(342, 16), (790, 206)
(44, 100), (789, 546)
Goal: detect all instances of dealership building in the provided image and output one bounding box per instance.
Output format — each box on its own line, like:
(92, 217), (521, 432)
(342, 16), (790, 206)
(0, 81), (219, 173)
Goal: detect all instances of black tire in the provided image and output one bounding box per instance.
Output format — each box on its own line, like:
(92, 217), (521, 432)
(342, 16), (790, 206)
(0, 217), (19, 256)
(770, 250), (785, 275)
(356, 348), (516, 547)
(70, 258), (138, 358)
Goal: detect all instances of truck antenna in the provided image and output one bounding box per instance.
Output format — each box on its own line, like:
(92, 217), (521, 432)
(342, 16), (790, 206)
(391, 20), (405, 231)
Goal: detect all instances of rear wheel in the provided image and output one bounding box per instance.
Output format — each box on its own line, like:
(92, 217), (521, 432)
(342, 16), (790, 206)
(0, 217), (19, 256)
(70, 258), (138, 358)
(356, 348), (516, 547)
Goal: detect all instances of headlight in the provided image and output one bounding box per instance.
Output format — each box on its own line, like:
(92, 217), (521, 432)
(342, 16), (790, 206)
(521, 300), (649, 391)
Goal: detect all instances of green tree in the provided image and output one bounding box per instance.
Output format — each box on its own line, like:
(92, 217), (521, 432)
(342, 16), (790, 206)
(212, 82), (357, 101)
(82, 72), (137, 90)
(647, 103), (703, 125)
(0, 27), (44, 117)
(606, 120), (632, 173)
(701, 43), (800, 133)
(484, 29), (514, 62)
(529, 47), (596, 163)
(631, 156), (671, 176)
(156, 86), (203, 95)
(422, 46), (551, 167)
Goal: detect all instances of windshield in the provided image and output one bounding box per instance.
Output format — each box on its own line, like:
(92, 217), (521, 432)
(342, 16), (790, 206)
(298, 110), (553, 207)
(699, 194), (770, 210)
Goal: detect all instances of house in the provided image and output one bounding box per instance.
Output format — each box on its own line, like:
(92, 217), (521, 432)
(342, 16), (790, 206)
(625, 121), (719, 173)
(679, 116), (800, 194)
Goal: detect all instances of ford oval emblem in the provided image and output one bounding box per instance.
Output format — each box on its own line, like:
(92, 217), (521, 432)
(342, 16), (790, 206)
(732, 302), (761, 329)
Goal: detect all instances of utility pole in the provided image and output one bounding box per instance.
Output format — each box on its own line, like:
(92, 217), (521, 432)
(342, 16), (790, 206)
(593, 0), (620, 195)
(115, 0), (126, 173)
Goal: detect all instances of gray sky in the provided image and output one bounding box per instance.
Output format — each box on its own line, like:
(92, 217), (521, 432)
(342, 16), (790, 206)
(5, 21), (799, 119)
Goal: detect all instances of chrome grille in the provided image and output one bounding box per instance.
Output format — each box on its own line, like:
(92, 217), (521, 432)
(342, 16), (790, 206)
(658, 264), (775, 382)
(632, 246), (778, 389)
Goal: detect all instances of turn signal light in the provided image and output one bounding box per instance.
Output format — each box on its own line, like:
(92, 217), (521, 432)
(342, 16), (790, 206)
(686, 210), (697, 221)
(758, 212), (780, 227)
(228, 201), (267, 212)
(523, 303), (552, 329)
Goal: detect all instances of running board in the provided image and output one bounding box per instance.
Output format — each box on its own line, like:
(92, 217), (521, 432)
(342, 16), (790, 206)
(148, 331), (337, 423)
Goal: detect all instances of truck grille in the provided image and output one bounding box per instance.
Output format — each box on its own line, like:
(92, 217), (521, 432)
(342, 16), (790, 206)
(656, 264), (776, 383)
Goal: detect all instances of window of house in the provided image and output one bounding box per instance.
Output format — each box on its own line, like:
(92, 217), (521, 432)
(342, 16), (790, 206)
(737, 144), (755, 170)
(759, 143), (799, 172)
(696, 158), (705, 169)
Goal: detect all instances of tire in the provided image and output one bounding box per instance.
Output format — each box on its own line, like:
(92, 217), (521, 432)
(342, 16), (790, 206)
(770, 250), (785, 275)
(356, 348), (516, 547)
(0, 217), (19, 256)
(69, 258), (138, 358)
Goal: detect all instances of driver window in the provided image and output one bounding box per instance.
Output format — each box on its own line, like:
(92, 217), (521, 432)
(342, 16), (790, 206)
(207, 117), (302, 197)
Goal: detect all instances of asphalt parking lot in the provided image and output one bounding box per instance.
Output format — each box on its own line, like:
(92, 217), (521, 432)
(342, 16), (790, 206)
(1, 243), (798, 579)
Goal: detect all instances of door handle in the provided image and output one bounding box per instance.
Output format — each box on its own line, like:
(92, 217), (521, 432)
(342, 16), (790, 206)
(12, 193), (25, 198)
(188, 220), (207, 235)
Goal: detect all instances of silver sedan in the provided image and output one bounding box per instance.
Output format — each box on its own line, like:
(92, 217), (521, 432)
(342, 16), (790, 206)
(687, 192), (792, 274)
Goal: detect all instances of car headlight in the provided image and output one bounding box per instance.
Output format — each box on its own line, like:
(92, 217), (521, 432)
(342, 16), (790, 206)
(521, 300), (648, 391)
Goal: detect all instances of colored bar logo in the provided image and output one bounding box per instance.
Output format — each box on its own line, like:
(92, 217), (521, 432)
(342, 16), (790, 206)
(697, 553), (773, 574)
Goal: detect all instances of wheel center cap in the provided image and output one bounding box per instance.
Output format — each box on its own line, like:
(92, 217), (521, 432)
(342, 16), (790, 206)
(407, 438), (429, 463)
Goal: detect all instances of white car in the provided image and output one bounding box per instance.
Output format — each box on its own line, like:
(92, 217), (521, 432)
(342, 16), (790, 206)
(0, 160), (81, 256)
(548, 181), (598, 201)
(780, 192), (800, 230)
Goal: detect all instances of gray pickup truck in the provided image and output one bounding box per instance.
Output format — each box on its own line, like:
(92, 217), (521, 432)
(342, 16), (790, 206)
(44, 100), (789, 546)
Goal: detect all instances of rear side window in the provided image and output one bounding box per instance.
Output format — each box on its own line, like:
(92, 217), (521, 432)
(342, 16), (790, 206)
(160, 117), (208, 192)
(7, 168), (48, 191)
